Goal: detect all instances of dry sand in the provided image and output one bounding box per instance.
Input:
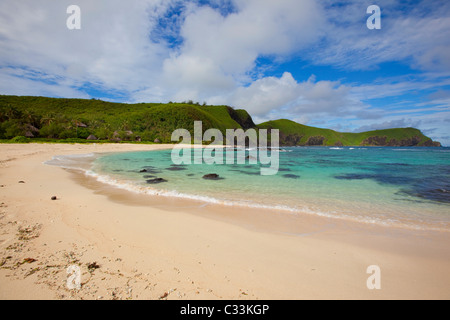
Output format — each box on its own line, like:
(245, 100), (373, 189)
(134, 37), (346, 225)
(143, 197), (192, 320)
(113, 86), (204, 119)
(0, 143), (449, 300)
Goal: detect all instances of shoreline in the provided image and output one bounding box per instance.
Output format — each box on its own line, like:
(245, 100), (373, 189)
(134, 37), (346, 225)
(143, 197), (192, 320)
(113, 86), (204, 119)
(62, 146), (449, 233)
(69, 165), (450, 261)
(1, 143), (449, 300)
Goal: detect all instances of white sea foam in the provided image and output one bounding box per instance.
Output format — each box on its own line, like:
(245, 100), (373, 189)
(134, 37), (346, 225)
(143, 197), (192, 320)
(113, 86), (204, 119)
(80, 169), (446, 231)
(44, 153), (97, 170)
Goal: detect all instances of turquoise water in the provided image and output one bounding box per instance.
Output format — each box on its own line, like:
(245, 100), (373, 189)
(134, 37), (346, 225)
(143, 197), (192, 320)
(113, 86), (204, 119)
(90, 147), (450, 231)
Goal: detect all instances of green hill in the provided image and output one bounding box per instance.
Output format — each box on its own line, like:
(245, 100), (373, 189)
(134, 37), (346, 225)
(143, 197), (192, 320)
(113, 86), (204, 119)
(258, 119), (441, 147)
(0, 95), (254, 143)
(0, 95), (441, 147)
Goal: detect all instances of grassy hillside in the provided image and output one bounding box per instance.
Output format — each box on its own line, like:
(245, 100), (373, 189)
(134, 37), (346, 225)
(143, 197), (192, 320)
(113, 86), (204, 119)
(0, 95), (252, 143)
(0, 95), (441, 146)
(258, 119), (441, 147)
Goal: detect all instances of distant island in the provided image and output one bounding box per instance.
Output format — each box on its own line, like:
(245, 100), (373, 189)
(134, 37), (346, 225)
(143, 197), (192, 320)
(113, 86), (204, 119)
(0, 95), (441, 147)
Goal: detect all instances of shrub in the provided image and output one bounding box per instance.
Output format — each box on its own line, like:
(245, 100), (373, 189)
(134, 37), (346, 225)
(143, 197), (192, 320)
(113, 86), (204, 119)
(9, 136), (29, 143)
(62, 138), (88, 144)
(76, 128), (91, 139)
(94, 127), (112, 140)
(59, 129), (77, 139)
(2, 120), (24, 139)
(40, 123), (64, 139)
(140, 130), (155, 142)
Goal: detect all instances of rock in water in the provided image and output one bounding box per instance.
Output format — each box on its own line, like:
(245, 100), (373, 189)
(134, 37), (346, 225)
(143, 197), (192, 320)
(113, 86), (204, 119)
(165, 166), (187, 171)
(146, 178), (167, 184)
(283, 174), (301, 179)
(203, 174), (221, 180)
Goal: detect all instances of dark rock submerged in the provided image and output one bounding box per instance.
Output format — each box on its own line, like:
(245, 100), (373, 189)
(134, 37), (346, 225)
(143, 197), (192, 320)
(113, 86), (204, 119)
(146, 178), (167, 184)
(203, 174), (221, 180)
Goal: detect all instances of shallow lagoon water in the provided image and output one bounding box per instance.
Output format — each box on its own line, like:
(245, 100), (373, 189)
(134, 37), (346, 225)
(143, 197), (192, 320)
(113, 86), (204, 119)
(84, 147), (450, 231)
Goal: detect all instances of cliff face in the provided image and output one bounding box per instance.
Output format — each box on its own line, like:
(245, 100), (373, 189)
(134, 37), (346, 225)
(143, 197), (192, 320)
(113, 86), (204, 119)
(421, 139), (442, 147)
(361, 135), (441, 147)
(226, 107), (256, 130)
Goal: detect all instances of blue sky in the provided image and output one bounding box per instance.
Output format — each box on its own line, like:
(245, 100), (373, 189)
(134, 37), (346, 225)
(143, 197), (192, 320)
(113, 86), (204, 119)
(0, 0), (449, 145)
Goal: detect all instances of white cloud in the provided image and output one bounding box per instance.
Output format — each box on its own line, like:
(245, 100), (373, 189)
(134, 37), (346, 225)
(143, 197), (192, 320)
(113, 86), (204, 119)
(214, 72), (377, 124)
(313, 0), (450, 72)
(0, 0), (173, 97)
(181, 0), (324, 71)
(224, 72), (299, 116)
(157, 0), (325, 102)
(0, 68), (89, 99)
(354, 119), (423, 133)
(293, 77), (360, 115)
(161, 54), (236, 102)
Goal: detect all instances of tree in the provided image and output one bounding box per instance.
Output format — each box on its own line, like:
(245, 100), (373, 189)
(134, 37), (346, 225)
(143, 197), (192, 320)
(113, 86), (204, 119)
(5, 105), (21, 120)
(22, 110), (40, 127)
(95, 125), (112, 140)
(121, 120), (131, 131)
(39, 122), (64, 139)
(41, 114), (56, 127)
(0, 106), (7, 122)
(2, 120), (25, 139)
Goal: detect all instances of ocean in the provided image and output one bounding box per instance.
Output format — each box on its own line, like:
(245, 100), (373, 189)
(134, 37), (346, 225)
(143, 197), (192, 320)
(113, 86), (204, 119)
(47, 146), (450, 231)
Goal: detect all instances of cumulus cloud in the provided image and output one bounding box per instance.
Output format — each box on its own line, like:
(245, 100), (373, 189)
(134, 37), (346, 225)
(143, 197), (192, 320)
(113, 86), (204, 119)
(292, 77), (363, 116)
(157, 0), (325, 102)
(180, 0), (324, 72)
(225, 72), (299, 116)
(215, 72), (379, 125)
(0, 0), (172, 97)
